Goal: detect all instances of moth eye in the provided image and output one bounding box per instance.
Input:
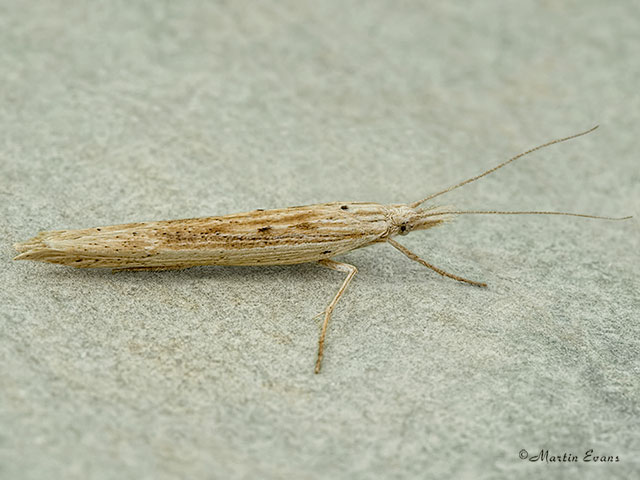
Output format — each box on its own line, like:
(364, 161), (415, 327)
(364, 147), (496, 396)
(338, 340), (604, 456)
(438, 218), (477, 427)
(399, 224), (408, 235)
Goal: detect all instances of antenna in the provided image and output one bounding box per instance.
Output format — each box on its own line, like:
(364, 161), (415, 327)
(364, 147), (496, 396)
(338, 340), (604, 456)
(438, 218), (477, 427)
(410, 126), (600, 208)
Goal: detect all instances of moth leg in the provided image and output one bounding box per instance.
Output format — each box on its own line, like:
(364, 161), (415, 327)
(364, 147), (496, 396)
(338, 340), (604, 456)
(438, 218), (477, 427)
(387, 238), (487, 287)
(315, 259), (358, 374)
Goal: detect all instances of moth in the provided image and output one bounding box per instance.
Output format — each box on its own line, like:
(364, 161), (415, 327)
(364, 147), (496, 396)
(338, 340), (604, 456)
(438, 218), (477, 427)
(14, 126), (630, 373)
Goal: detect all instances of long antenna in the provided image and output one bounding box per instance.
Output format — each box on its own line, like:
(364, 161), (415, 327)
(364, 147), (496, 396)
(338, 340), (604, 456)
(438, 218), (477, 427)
(409, 125), (600, 208)
(423, 210), (632, 221)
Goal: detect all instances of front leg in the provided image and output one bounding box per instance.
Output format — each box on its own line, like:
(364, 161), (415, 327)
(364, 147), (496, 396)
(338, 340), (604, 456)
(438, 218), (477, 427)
(315, 259), (358, 373)
(387, 238), (487, 287)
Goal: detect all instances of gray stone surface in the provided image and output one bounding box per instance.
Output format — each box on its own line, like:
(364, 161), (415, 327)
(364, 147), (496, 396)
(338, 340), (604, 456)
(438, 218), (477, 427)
(1, 1), (639, 479)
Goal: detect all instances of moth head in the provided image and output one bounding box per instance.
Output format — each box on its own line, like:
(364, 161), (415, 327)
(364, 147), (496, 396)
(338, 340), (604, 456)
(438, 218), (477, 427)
(388, 204), (453, 236)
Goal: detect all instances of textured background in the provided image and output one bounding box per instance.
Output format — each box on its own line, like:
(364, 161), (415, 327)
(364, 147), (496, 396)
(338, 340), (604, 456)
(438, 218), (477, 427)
(2, 1), (639, 479)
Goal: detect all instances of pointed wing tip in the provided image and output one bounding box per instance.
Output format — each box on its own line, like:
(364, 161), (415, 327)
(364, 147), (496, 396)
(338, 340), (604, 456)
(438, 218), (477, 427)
(13, 242), (32, 255)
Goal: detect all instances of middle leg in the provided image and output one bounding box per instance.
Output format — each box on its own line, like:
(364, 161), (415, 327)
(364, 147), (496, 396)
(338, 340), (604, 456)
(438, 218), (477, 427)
(315, 259), (358, 373)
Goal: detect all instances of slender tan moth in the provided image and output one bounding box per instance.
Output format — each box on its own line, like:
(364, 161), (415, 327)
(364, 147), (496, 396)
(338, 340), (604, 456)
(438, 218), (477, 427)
(14, 126), (631, 373)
